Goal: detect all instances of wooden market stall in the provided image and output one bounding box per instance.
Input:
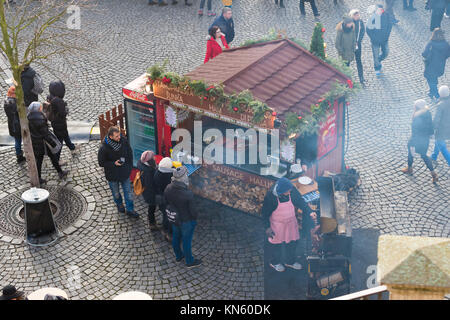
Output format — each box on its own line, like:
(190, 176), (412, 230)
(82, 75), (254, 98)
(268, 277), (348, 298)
(377, 235), (450, 300)
(121, 39), (352, 216)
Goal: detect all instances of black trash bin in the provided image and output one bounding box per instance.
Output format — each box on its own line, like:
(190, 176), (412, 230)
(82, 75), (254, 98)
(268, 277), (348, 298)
(21, 188), (59, 246)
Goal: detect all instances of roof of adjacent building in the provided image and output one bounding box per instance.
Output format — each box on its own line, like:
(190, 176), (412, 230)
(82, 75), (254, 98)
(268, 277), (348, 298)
(377, 235), (450, 289)
(185, 39), (350, 119)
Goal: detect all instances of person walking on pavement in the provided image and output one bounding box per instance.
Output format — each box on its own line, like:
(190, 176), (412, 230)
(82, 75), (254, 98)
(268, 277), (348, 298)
(403, 0), (416, 10)
(431, 85), (450, 165)
(20, 64), (39, 107)
(204, 26), (229, 63)
(366, 4), (393, 77)
(154, 157), (174, 241)
(262, 177), (315, 272)
(137, 150), (159, 230)
(426, 0), (447, 31)
(335, 17), (356, 67)
(349, 9), (366, 86)
(165, 166), (202, 268)
(48, 96), (77, 166)
(299, 0), (320, 17)
(210, 7), (234, 45)
(27, 102), (68, 185)
(422, 28), (450, 100)
(199, 0), (215, 16)
(385, 0), (400, 24)
(98, 126), (138, 218)
(4, 86), (26, 164)
(401, 99), (438, 183)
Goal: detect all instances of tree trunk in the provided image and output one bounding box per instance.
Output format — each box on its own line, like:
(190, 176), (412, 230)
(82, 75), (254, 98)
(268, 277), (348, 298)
(13, 70), (40, 188)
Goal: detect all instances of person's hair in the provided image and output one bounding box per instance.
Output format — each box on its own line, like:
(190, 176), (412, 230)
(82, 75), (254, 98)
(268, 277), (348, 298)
(209, 26), (220, 38)
(107, 126), (120, 137)
(431, 28), (446, 41)
(222, 7), (231, 15)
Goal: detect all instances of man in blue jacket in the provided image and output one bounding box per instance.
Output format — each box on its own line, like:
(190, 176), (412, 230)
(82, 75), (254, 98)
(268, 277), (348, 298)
(366, 4), (393, 76)
(210, 7), (234, 45)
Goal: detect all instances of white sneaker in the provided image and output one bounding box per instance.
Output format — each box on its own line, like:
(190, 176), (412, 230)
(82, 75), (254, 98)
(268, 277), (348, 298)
(285, 262), (302, 270)
(269, 263), (285, 272)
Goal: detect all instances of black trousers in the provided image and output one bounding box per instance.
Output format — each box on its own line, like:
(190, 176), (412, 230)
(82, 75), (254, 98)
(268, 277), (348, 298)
(407, 141), (434, 172)
(431, 8), (445, 31)
(300, 0), (319, 15)
(269, 240), (299, 265)
(403, 0), (413, 8)
(148, 205), (156, 225)
(35, 146), (63, 179)
(355, 45), (365, 83)
(55, 131), (75, 162)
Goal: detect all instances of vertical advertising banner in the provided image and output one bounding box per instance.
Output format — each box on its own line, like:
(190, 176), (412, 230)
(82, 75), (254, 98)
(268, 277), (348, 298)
(317, 100), (339, 159)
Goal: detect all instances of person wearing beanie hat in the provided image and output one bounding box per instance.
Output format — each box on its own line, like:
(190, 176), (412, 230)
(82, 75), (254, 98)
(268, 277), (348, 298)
(261, 177), (316, 272)
(401, 100), (438, 183)
(154, 157), (174, 241)
(335, 16), (356, 66)
(137, 150), (158, 229)
(3, 86), (26, 163)
(422, 28), (450, 100)
(164, 166), (201, 268)
(349, 9), (366, 86)
(430, 85), (450, 165)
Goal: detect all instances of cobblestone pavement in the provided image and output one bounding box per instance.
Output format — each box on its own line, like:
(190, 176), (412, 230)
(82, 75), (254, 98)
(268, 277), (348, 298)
(0, 0), (449, 299)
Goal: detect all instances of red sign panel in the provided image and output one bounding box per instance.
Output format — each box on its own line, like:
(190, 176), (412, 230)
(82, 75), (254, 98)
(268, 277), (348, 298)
(317, 100), (339, 159)
(122, 88), (152, 104)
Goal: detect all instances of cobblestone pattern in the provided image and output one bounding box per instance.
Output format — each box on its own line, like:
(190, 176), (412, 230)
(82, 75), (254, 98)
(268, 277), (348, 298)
(0, 0), (449, 299)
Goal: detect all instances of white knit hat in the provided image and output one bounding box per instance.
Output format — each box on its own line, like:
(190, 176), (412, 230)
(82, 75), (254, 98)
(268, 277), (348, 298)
(414, 99), (427, 110)
(438, 85), (449, 98)
(349, 9), (360, 17)
(158, 157), (173, 169)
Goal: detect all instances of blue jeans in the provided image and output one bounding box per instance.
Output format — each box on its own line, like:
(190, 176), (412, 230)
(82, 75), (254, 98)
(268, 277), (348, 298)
(426, 76), (439, 99)
(172, 220), (197, 264)
(371, 42), (389, 71)
(431, 140), (450, 165)
(14, 136), (23, 156)
(108, 179), (134, 212)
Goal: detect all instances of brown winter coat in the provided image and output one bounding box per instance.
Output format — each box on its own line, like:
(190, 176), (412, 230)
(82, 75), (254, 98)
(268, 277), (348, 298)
(335, 22), (356, 62)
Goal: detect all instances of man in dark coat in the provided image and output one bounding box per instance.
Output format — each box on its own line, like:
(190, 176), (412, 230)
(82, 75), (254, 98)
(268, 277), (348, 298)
(164, 166), (202, 268)
(366, 4), (393, 76)
(431, 85), (450, 165)
(262, 177), (316, 272)
(98, 126), (138, 218)
(27, 102), (68, 185)
(401, 100), (438, 183)
(422, 28), (450, 99)
(210, 7), (234, 44)
(350, 9), (366, 85)
(3, 86), (25, 163)
(427, 0), (447, 31)
(21, 65), (38, 107)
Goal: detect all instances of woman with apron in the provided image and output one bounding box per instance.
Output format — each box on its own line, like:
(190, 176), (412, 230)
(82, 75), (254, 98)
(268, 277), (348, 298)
(262, 177), (316, 272)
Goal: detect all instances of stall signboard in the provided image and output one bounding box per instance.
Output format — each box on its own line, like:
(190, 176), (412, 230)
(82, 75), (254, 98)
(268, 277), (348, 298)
(153, 80), (274, 131)
(202, 163), (274, 189)
(123, 88), (151, 104)
(317, 100), (339, 160)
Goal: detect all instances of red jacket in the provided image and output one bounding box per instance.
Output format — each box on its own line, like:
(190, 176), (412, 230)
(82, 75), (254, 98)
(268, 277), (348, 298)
(204, 35), (229, 63)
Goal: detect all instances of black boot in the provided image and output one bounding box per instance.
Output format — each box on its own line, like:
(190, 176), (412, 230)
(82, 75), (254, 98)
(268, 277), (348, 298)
(16, 154), (26, 164)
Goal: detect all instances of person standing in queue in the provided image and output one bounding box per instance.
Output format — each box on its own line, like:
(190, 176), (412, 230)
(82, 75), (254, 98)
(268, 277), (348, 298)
(4, 86), (26, 164)
(165, 166), (202, 268)
(137, 150), (159, 230)
(154, 157), (174, 241)
(262, 177), (315, 272)
(210, 7), (234, 45)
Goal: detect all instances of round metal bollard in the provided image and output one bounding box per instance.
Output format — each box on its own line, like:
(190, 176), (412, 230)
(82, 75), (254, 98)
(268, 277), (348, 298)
(21, 188), (59, 246)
